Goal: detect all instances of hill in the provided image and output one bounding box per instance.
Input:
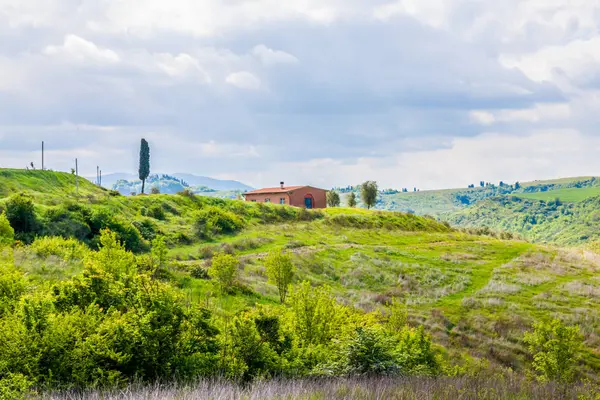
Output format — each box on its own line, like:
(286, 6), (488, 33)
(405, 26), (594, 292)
(89, 172), (253, 192)
(0, 168), (106, 200)
(0, 169), (598, 396)
(373, 176), (600, 216)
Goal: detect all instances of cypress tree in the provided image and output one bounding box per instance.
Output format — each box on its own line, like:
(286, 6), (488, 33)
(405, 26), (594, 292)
(139, 138), (150, 194)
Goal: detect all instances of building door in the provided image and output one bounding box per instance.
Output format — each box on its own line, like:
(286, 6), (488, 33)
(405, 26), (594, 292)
(304, 195), (313, 209)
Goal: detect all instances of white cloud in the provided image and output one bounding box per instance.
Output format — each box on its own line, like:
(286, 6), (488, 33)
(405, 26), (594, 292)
(154, 53), (211, 83)
(470, 103), (571, 125)
(252, 45), (298, 66)
(43, 35), (120, 65)
(226, 71), (261, 90)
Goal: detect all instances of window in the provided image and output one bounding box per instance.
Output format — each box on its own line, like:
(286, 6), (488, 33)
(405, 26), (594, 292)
(280, 198), (285, 205)
(265, 198), (271, 203)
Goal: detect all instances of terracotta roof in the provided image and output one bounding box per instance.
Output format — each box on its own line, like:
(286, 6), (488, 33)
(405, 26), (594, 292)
(245, 186), (306, 195)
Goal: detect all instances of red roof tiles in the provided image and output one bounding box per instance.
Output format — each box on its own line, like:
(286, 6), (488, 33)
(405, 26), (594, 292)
(245, 186), (305, 195)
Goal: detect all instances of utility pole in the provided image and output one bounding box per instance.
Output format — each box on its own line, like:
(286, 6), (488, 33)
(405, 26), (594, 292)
(99, 170), (102, 187)
(96, 166), (100, 186)
(41, 141), (44, 171)
(75, 158), (79, 196)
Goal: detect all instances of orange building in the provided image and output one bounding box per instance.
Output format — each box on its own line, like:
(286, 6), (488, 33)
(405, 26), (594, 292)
(243, 182), (327, 209)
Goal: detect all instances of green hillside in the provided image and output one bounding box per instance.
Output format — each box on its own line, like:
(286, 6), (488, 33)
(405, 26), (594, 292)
(515, 186), (600, 202)
(0, 169), (105, 199)
(0, 170), (598, 396)
(375, 176), (600, 216)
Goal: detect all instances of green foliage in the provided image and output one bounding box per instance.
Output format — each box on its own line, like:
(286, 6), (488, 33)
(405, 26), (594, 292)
(336, 327), (399, 376)
(360, 181), (378, 209)
(286, 282), (342, 346)
(5, 193), (39, 242)
(394, 326), (439, 375)
(347, 192), (357, 208)
(326, 191), (341, 208)
(220, 311), (282, 382)
(208, 253), (240, 293)
(0, 263), (27, 317)
(43, 203), (92, 241)
(264, 251), (295, 303)
(29, 237), (88, 261)
(89, 209), (147, 253)
(0, 230), (220, 390)
(193, 206), (244, 239)
(146, 204), (166, 220)
(0, 212), (15, 246)
(524, 319), (583, 383)
(0, 373), (34, 399)
(139, 138), (150, 194)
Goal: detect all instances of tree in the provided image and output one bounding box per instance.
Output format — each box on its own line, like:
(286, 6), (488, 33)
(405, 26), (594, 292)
(524, 319), (583, 383)
(347, 192), (357, 208)
(360, 181), (378, 209)
(264, 251), (295, 303)
(326, 191), (341, 208)
(5, 193), (38, 239)
(208, 253), (240, 293)
(138, 138), (150, 194)
(515, 182), (521, 190)
(150, 186), (160, 195)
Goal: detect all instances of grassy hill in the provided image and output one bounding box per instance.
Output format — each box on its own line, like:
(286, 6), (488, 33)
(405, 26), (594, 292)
(0, 169), (105, 199)
(375, 176), (600, 216)
(0, 169), (599, 396)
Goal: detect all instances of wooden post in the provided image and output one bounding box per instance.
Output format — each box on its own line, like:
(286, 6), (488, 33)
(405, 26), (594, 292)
(96, 166), (99, 186)
(42, 141), (44, 170)
(75, 158), (79, 196)
(99, 170), (102, 187)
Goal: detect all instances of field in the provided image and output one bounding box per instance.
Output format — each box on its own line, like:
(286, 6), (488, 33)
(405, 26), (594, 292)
(45, 377), (600, 399)
(0, 169), (599, 397)
(515, 186), (600, 202)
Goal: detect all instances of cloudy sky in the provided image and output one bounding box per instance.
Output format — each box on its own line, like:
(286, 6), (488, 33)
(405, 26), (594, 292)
(1, 0), (600, 189)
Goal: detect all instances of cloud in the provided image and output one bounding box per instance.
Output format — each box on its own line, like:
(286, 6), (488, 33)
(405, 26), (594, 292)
(252, 45), (298, 66)
(43, 35), (120, 65)
(1, 0), (600, 188)
(226, 71), (261, 90)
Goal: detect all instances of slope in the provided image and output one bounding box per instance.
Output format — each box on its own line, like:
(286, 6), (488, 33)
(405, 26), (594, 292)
(0, 168), (106, 199)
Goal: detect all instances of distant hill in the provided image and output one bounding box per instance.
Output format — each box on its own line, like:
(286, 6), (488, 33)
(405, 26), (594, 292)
(87, 172), (253, 192)
(172, 173), (253, 191)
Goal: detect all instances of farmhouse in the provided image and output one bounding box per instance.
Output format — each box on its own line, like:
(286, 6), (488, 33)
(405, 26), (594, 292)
(243, 182), (327, 209)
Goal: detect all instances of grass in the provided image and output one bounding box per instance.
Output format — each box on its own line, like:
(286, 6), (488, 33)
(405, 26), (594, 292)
(2, 169), (600, 380)
(515, 186), (600, 202)
(44, 376), (600, 399)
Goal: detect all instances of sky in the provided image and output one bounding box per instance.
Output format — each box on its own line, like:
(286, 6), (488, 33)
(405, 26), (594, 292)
(1, 0), (600, 190)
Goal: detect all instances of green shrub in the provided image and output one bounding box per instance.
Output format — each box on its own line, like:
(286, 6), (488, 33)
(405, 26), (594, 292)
(0, 373), (34, 399)
(264, 251), (295, 303)
(394, 325), (439, 375)
(29, 237), (88, 261)
(337, 327), (399, 376)
(5, 193), (39, 242)
(89, 209), (147, 253)
(0, 212), (15, 246)
(133, 218), (159, 241)
(524, 319), (583, 383)
(208, 253), (240, 293)
(146, 204), (166, 220)
(193, 207), (245, 239)
(43, 205), (92, 241)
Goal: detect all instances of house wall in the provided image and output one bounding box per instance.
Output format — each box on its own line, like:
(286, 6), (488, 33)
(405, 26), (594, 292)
(289, 187), (327, 209)
(244, 193), (290, 205)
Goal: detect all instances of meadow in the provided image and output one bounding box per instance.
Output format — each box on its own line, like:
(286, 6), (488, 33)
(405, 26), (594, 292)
(515, 186), (600, 202)
(0, 169), (599, 398)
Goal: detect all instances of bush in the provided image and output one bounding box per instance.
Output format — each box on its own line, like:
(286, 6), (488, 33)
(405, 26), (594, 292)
(146, 205), (166, 221)
(29, 237), (88, 261)
(338, 327), (399, 376)
(0, 212), (15, 246)
(264, 251), (295, 303)
(133, 218), (159, 241)
(43, 205), (91, 241)
(190, 266), (210, 280)
(193, 207), (245, 239)
(208, 253), (240, 293)
(5, 193), (39, 242)
(524, 319), (583, 383)
(89, 209), (147, 253)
